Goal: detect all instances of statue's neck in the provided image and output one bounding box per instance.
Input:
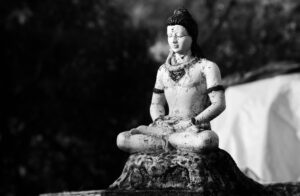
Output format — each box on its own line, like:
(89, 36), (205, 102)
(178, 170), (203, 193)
(174, 50), (192, 64)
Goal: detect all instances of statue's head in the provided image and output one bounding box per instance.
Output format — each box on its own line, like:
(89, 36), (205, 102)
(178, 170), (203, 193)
(166, 8), (203, 58)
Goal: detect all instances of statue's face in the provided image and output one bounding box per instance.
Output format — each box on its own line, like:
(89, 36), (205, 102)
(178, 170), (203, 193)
(167, 25), (192, 55)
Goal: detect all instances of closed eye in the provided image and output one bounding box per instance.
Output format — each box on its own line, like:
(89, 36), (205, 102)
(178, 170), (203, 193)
(177, 34), (188, 38)
(167, 34), (188, 38)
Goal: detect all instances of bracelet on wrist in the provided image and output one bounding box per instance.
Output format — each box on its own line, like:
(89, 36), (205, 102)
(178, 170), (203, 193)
(154, 115), (164, 122)
(191, 117), (198, 125)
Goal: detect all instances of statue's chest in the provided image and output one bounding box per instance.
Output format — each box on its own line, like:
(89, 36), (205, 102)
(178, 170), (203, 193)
(163, 68), (206, 89)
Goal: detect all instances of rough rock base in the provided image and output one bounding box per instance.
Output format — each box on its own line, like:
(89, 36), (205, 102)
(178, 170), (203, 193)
(41, 148), (300, 196)
(109, 148), (267, 195)
(108, 148), (300, 195)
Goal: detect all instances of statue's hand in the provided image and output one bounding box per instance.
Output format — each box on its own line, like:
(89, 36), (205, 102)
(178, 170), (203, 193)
(151, 116), (173, 127)
(154, 118), (165, 126)
(173, 119), (193, 131)
(151, 116), (165, 126)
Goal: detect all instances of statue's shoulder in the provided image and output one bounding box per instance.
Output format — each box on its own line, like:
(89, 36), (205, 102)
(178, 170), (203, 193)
(195, 58), (217, 68)
(196, 58), (220, 73)
(157, 63), (168, 74)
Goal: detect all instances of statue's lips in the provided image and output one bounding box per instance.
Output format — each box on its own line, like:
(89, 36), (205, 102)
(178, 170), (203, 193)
(172, 45), (179, 49)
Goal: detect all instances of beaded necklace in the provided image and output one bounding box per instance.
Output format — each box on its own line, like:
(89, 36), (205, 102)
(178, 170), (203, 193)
(164, 52), (199, 82)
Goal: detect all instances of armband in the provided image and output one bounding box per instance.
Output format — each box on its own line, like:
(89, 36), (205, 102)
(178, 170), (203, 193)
(153, 88), (164, 94)
(206, 85), (225, 94)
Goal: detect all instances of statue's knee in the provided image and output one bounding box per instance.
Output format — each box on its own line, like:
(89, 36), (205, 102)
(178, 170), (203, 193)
(137, 125), (147, 129)
(201, 131), (219, 148)
(168, 132), (181, 146)
(116, 132), (129, 151)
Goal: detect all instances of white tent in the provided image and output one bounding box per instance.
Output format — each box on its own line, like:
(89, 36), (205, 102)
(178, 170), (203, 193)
(212, 73), (300, 183)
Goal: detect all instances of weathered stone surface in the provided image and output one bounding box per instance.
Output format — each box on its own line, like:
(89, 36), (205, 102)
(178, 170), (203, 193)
(39, 189), (259, 196)
(40, 186), (300, 196)
(265, 182), (300, 196)
(109, 148), (270, 195)
(41, 149), (300, 196)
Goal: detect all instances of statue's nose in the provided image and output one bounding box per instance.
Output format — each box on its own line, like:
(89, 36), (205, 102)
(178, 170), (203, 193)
(172, 36), (178, 43)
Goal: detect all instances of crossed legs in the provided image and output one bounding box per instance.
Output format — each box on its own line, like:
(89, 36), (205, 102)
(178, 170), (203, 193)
(116, 130), (166, 153)
(117, 126), (219, 153)
(168, 130), (219, 152)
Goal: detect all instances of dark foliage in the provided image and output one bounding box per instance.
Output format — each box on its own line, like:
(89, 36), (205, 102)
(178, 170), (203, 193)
(2, 0), (156, 195)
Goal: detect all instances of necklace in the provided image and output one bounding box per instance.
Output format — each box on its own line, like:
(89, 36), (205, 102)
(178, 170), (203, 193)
(164, 52), (199, 82)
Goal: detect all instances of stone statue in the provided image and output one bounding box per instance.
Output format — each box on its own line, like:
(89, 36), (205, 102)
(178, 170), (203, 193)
(116, 8), (226, 153)
(109, 9), (300, 194)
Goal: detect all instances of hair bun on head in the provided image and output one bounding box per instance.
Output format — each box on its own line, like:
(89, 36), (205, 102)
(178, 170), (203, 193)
(167, 8), (197, 40)
(173, 8), (192, 18)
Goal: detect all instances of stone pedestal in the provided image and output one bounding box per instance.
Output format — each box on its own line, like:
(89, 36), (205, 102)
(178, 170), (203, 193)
(41, 186), (300, 196)
(39, 189), (258, 196)
(41, 148), (300, 196)
(109, 148), (267, 195)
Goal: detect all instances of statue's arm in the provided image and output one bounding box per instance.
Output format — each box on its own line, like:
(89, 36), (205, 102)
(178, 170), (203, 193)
(150, 66), (166, 121)
(194, 62), (226, 124)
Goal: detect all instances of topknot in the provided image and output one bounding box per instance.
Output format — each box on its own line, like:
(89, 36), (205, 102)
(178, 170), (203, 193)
(173, 8), (191, 17)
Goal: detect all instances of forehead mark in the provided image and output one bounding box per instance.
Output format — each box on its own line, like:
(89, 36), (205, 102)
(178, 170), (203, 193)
(169, 25), (186, 34)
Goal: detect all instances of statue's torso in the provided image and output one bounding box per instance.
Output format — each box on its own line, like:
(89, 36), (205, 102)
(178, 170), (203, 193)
(161, 59), (211, 119)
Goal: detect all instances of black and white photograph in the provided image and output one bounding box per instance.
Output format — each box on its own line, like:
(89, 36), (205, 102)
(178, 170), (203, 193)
(2, 0), (300, 195)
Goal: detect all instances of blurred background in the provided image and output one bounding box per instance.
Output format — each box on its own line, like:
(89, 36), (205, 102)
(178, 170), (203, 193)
(2, 0), (300, 195)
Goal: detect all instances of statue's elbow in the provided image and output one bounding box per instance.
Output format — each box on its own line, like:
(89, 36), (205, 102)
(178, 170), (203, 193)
(149, 107), (155, 121)
(218, 101), (226, 114)
(220, 93), (226, 113)
(221, 103), (226, 113)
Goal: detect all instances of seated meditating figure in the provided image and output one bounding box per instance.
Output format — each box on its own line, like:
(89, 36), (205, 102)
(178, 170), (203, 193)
(117, 8), (226, 153)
